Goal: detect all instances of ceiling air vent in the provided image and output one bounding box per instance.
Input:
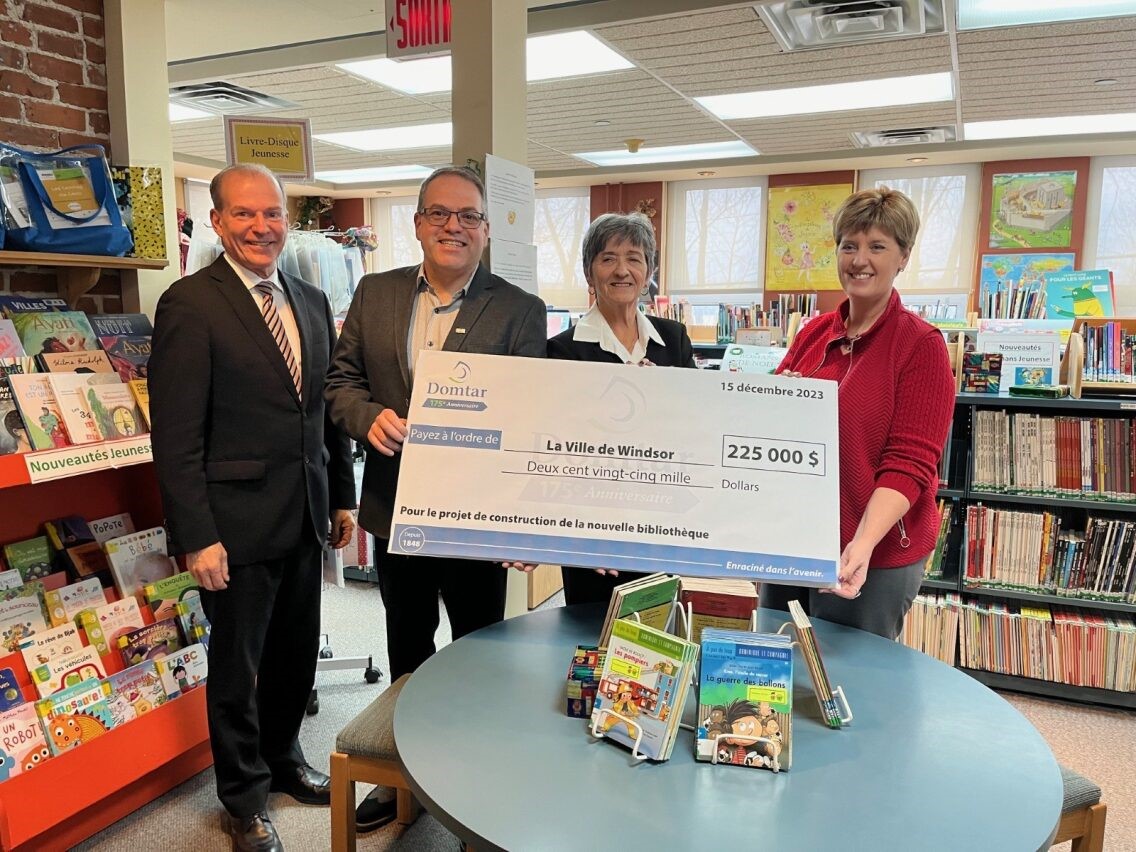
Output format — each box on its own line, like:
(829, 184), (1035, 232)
(850, 125), (957, 147)
(169, 82), (298, 115)
(756, 1), (946, 51)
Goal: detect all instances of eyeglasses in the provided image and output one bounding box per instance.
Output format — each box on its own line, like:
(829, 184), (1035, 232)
(419, 206), (488, 228)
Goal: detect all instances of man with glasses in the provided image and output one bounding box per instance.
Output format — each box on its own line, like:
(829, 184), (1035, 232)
(325, 165), (545, 832)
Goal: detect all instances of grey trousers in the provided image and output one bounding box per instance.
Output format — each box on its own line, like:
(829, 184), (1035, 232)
(759, 558), (925, 640)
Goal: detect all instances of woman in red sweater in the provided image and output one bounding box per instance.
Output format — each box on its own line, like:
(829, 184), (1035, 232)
(761, 187), (955, 639)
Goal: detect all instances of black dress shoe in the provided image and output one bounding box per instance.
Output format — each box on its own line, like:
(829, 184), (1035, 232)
(269, 763), (331, 805)
(355, 788), (398, 833)
(229, 812), (284, 852)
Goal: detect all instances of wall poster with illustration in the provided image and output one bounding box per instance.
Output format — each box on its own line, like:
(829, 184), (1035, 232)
(764, 183), (853, 291)
(988, 170), (1077, 250)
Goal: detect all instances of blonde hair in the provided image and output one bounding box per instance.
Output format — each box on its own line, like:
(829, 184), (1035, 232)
(832, 186), (919, 252)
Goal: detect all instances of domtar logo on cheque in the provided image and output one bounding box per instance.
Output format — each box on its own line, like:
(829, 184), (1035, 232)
(426, 360), (488, 398)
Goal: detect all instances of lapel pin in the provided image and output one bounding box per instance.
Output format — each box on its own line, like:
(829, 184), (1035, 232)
(455, 328), (466, 334)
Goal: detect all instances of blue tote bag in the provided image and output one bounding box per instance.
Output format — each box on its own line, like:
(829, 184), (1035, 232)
(0, 143), (133, 257)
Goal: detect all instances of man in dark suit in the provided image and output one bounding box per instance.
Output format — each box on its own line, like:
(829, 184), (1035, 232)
(150, 164), (356, 852)
(325, 165), (545, 831)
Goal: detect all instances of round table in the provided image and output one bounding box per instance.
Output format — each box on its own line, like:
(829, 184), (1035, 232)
(394, 605), (1062, 851)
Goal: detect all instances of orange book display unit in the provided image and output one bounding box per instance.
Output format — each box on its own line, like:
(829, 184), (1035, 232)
(0, 442), (212, 850)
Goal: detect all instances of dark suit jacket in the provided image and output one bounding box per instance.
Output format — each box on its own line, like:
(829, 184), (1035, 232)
(325, 263), (546, 538)
(150, 255), (355, 564)
(547, 314), (696, 367)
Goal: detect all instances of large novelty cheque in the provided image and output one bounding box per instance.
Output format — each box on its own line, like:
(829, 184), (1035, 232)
(390, 352), (840, 587)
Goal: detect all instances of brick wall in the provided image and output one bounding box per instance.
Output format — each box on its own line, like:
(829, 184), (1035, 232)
(0, 0), (121, 312)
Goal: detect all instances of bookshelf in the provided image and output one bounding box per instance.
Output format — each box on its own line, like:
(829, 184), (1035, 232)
(916, 391), (1136, 708)
(1072, 316), (1136, 395)
(0, 450), (211, 849)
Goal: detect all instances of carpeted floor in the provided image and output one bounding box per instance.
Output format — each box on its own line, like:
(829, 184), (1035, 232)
(74, 578), (1135, 852)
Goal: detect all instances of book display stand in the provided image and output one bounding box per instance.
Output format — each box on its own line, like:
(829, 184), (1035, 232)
(775, 620), (854, 727)
(589, 708), (650, 761)
(0, 446), (210, 850)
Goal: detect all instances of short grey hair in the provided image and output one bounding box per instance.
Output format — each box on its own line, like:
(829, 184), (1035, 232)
(416, 166), (487, 213)
(581, 212), (657, 276)
(210, 164), (286, 211)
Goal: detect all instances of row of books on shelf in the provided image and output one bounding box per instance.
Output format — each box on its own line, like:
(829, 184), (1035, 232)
(922, 497), (955, 580)
(0, 558), (208, 783)
(580, 573), (841, 768)
(1, 512), (189, 651)
(0, 300), (153, 456)
(902, 592), (1136, 692)
(978, 269), (1116, 322)
(971, 409), (1136, 502)
(963, 506), (1136, 604)
(1081, 322), (1136, 384)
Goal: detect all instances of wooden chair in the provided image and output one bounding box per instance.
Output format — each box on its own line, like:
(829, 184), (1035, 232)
(330, 673), (418, 852)
(1053, 765), (1107, 852)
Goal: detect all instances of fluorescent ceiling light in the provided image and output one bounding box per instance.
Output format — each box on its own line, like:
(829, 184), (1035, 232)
(957, 0), (1136, 30)
(169, 102), (212, 122)
(695, 72), (954, 120)
(576, 140), (758, 167)
(314, 165), (433, 183)
(526, 31), (632, 81)
(336, 30), (632, 94)
(314, 123), (452, 152)
(965, 113), (1136, 140)
(338, 56), (452, 95)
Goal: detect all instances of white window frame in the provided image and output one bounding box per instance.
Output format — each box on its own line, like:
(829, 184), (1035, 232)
(533, 186), (591, 311)
(1082, 154), (1136, 317)
(665, 175), (767, 303)
(858, 163), (981, 294)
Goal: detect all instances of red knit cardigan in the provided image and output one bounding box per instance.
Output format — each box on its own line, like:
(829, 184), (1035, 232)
(776, 289), (956, 568)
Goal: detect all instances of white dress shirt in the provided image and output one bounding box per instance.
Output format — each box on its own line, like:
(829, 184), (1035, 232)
(224, 254), (303, 373)
(571, 303), (664, 364)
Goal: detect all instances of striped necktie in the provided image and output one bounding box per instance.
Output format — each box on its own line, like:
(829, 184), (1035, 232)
(254, 281), (302, 397)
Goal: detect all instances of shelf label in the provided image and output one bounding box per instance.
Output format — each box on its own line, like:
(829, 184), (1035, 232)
(24, 436), (152, 483)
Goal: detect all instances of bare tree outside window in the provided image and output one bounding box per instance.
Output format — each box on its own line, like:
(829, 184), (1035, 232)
(667, 177), (766, 296)
(535, 189), (590, 310)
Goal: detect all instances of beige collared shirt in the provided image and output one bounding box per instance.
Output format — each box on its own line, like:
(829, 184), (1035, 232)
(571, 303), (663, 364)
(225, 254), (303, 373)
(407, 265), (476, 379)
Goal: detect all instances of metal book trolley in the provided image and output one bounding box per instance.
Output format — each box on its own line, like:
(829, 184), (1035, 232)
(589, 597), (853, 764)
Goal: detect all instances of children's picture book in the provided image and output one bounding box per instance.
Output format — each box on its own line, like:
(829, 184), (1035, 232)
(129, 378), (150, 429)
(597, 573), (680, 648)
(104, 660), (167, 726)
(43, 577), (105, 626)
(143, 571), (199, 622)
(76, 596), (144, 656)
(1041, 269), (1116, 320)
(104, 526), (176, 599)
(65, 542), (112, 583)
(47, 372), (122, 445)
(3, 536), (54, 582)
(9, 311), (99, 357)
(0, 319), (24, 358)
(566, 645), (605, 719)
(0, 295), (66, 317)
(0, 372), (32, 455)
(37, 349), (115, 374)
(87, 379), (147, 438)
(0, 570), (22, 590)
(7, 372), (70, 449)
(156, 642), (208, 698)
(961, 352), (1003, 395)
(116, 618), (181, 667)
(33, 677), (114, 755)
(30, 644), (105, 698)
(978, 254), (1075, 319)
(173, 596), (209, 646)
(89, 512), (135, 545)
(89, 313), (154, 338)
(99, 334), (152, 383)
(0, 667), (24, 712)
(677, 577), (758, 645)
(590, 618), (698, 761)
(788, 600), (843, 729)
(696, 628), (793, 772)
(0, 703), (52, 780)
(0, 583), (49, 652)
(43, 514), (95, 555)
(18, 622), (82, 671)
